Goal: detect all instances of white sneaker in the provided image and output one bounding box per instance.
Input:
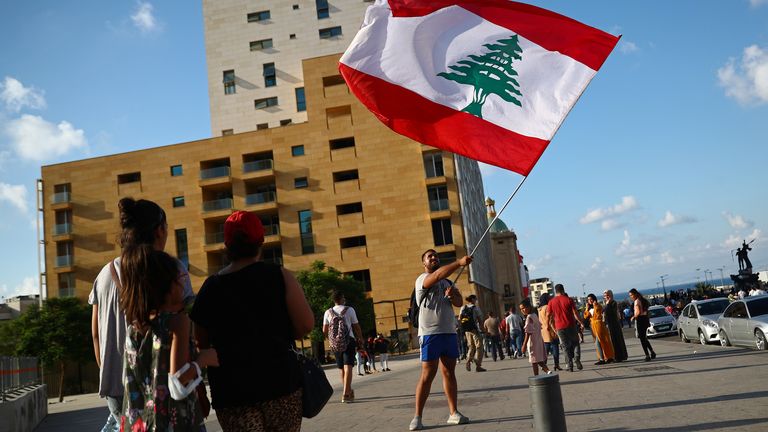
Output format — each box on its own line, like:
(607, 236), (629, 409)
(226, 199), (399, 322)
(409, 416), (423, 431)
(447, 411), (469, 425)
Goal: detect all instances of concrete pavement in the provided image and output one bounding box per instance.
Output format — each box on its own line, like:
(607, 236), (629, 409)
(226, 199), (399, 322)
(37, 329), (768, 431)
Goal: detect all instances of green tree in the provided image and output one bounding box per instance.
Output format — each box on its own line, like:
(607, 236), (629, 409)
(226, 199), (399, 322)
(438, 35), (523, 118)
(11, 297), (92, 402)
(296, 261), (374, 360)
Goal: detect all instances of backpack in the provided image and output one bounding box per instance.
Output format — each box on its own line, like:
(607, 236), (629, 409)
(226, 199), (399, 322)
(459, 305), (477, 332)
(407, 287), (432, 327)
(328, 307), (349, 352)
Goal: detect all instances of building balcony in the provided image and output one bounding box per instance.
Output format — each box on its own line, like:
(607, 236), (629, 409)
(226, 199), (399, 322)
(202, 198), (233, 212)
(204, 231), (225, 252)
(425, 176), (447, 186)
(429, 198), (449, 212)
(53, 223), (73, 236)
(55, 255), (73, 269)
(244, 192), (278, 213)
(52, 192), (71, 204)
(242, 160), (274, 179)
(199, 166), (232, 187)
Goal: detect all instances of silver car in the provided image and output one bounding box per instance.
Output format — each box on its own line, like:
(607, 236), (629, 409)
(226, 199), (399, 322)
(717, 295), (768, 350)
(646, 305), (678, 337)
(677, 298), (730, 345)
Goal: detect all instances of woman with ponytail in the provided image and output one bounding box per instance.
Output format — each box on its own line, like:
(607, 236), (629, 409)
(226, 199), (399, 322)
(629, 288), (656, 362)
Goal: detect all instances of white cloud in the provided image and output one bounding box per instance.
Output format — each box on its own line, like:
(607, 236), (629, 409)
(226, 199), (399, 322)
(750, 0), (768, 7)
(620, 41), (638, 54)
(527, 254), (552, 274)
(722, 228), (763, 250)
(660, 251), (682, 264)
(600, 219), (624, 231)
(615, 230), (656, 257)
(0, 77), (46, 112)
(718, 44), (768, 105)
(0, 276), (37, 300)
(723, 212), (753, 230)
(0, 183), (28, 213)
(131, 2), (158, 33)
(590, 257), (603, 270)
(4, 114), (87, 161)
(580, 196), (638, 224)
(657, 211), (697, 227)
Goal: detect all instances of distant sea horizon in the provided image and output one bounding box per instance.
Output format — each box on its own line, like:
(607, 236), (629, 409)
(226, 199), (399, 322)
(611, 280), (733, 301)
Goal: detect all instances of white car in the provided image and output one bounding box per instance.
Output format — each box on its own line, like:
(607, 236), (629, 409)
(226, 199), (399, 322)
(646, 305), (678, 337)
(677, 298), (729, 345)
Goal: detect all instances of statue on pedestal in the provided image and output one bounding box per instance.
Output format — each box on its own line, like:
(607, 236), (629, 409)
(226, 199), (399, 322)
(736, 240), (753, 272)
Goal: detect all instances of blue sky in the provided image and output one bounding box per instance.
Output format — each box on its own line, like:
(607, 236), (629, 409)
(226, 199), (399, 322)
(1, 1), (767, 300)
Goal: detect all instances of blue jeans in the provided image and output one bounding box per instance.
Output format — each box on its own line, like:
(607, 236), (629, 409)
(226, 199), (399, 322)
(101, 395), (123, 432)
(545, 339), (560, 367)
(510, 330), (524, 355)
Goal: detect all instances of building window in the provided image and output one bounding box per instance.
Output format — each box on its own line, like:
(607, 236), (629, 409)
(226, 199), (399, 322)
(260, 213), (280, 236)
(289, 33), (296, 39)
(293, 4), (299, 10)
(280, 119), (292, 126)
(257, 123), (269, 130)
(52, 183), (71, 204)
(250, 38), (273, 51)
(504, 284), (512, 297)
(337, 202), (362, 215)
(56, 241), (74, 267)
(330, 137), (355, 150)
(262, 246), (283, 265)
(340, 235), (366, 248)
(222, 129), (233, 136)
(333, 169), (359, 182)
(437, 251), (456, 264)
(117, 172), (141, 184)
(319, 26), (342, 39)
(295, 87), (306, 112)
(316, 0), (330, 19)
(54, 209), (73, 235)
(58, 273), (75, 298)
(431, 218), (453, 246)
(170, 165), (183, 176)
(255, 97), (278, 109)
(323, 75), (346, 87)
(263, 63), (276, 87)
(345, 269), (372, 292)
(294, 177), (308, 188)
(427, 185), (449, 211)
(176, 228), (189, 270)
(172, 196), (185, 208)
(292, 145), (305, 156)
(223, 70), (235, 94)
(299, 210), (314, 254)
(423, 152), (444, 178)
(247, 10), (270, 22)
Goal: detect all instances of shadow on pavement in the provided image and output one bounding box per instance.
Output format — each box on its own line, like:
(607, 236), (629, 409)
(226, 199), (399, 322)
(567, 390), (768, 417)
(594, 417), (768, 431)
(37, 407), (106, 431)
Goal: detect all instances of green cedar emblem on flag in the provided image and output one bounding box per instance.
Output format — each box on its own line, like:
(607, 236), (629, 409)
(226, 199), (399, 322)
(438, 35), (523, 119)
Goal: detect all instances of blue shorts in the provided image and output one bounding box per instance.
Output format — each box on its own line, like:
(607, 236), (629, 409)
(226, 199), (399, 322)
(420, 334), (459, 361)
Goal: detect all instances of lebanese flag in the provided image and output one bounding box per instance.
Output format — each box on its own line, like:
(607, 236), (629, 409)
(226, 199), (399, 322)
(340, 0), (620, 175)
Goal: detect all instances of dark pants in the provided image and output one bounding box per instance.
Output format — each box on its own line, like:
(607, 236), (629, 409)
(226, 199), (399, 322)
(488, 334), (503, 360)
(556, 325), (581, 367)
(636, 316), (655, 357)
(545, 337), (560, 367)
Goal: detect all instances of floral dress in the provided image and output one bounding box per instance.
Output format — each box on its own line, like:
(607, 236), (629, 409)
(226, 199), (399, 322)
(121, 312), (203, 432)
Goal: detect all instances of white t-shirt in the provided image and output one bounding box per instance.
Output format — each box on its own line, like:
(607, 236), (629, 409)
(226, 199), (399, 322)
(323, 304), (359, 337)
(505, 312), (523, 332)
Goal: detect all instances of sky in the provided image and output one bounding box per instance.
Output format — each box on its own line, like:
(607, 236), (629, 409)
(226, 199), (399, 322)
(0, 1), (767, 301)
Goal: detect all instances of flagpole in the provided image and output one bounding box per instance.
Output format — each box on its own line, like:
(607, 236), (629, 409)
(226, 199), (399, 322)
(451, 174), (528, 286)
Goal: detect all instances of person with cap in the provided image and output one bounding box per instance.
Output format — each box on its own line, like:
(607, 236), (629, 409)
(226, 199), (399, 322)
(190, 211), (314, 432)
(410, 249), (472, 431)
(459, 294), (486, 372)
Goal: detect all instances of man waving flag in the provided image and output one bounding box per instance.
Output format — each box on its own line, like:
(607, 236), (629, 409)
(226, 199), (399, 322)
(339, 0), (620, 175)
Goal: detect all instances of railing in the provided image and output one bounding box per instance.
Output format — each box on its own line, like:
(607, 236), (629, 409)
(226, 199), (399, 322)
(51, 192), (71, 204)
(200, 166), (231, 180)
(202, 198), (233, 212)
(429, 198), (449, 212)
(245, 191), (276, 205)
(1, 357), (39, 402)
(243, 159), (273, 173)
(264, 224), (280, 236)
(55, 255), (73, 267)
(53, 223), (72, 235)
(205, 231), (225, 245)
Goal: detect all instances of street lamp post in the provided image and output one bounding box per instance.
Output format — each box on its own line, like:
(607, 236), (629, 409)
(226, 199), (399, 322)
(660, 274), (668, 299)
(716, 267), (726, 289)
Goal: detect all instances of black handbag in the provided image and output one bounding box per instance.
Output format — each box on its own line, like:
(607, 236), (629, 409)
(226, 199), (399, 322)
(293, 347), (333, 418)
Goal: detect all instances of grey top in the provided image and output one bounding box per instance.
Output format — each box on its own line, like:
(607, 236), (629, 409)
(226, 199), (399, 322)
(89, 257), (194, 398)
(415, 273), (457, 336)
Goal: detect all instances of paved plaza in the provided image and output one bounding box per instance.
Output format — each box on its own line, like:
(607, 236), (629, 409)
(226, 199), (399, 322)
(38, 329), (768, 431)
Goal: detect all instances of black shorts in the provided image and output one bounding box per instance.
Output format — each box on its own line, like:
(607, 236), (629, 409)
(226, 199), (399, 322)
(334, 338), (357, 369)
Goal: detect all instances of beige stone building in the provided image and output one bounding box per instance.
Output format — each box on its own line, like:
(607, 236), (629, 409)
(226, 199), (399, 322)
(203, 0), (372, 135)
(39, 54), (494, 343)
(484, 198), (525, 317)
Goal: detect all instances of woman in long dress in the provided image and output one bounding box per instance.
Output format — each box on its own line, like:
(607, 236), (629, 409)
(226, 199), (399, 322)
(585, 294), (615, 365)
(602, 290), (628, 362)
(520, 300), (550, 376)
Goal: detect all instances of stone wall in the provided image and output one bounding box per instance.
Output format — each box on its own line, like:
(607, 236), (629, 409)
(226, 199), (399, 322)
(0, 385), (48, 432)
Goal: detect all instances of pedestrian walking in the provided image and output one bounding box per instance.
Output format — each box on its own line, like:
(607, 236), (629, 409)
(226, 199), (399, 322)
(547, 284), (584, 372)
(603, 290), (629, 362)
(374, 333), (391, 371)
(89, 198), (196, 432)
(323, 290), (364, 402)
(519, 299), (551, 376)
(537, 294), (561, 371)
(190, 211), (315, 431)
(499, 311), (511, 357)
(458, 295), (486, 372)
(505, 306), (524, 358)
(366, 332), (378, 372)
(629, 288), (657, 362)
(119, 246), (219, 431)
(356, 347), (366, 376)
(483, 312), (504, 361)
(410, 250), (472, 431)
(585, 294), (615, 365)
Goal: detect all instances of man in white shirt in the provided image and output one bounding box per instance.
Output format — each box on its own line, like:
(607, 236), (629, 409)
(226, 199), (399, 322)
(505, 307), (524, 358)
(323, 290), (363, 403)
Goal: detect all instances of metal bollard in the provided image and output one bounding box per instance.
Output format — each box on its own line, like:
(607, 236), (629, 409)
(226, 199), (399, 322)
(528, 373), (567, 432)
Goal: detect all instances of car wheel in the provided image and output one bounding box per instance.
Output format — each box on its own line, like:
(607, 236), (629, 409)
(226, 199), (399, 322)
(680, 330), (690, 343)
(755, 330), (767, 351)
(699, 330), (708, 346)
(719, 330), (731, 347)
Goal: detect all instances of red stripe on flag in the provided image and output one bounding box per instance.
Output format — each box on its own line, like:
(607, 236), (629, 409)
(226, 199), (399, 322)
(340, 63), (549, 176)
(388, 0), (620, 71)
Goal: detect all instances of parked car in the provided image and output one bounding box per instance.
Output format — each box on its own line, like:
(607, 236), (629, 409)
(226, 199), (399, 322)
(677, 298), (730, 345)
(646, 305), (678, 337)
(717, 295), (768, 350)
